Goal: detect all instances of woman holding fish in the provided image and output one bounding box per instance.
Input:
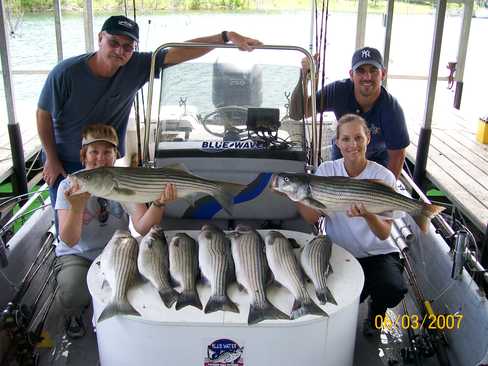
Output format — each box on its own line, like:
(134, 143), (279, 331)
(54, 124), (176, 339)
(296, 114), (408, 336)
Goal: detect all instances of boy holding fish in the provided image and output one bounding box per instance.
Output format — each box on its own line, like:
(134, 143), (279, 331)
(54, 124), (176, 339)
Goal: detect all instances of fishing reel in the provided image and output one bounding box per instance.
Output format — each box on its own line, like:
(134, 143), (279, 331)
(1, 302), (39, 366)
(400, 332), (437, 363)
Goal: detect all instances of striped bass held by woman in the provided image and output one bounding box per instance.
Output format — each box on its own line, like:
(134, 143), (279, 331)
(68, 164), (245, 214)
(271, 173), (444, 233)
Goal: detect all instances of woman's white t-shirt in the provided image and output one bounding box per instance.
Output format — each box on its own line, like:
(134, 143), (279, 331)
(316, 158), (399, 258)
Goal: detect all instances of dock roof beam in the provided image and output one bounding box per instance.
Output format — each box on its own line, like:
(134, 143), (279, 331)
(54, 0), (63, 61)
(355, 0), (367, 49)
(413, 0), (447, 188)
(84, 0), (94, 52)
(453, 0), (474, 109)
(382, 0), (395, 89)
(0, 1), (28, 198)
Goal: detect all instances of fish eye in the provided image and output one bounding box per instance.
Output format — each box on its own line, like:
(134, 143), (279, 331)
(283, 177), (289, 182)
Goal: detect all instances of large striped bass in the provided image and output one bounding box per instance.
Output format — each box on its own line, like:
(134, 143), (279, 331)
(98, 230), (140, 322)
(264, 231), (327, 319)
(198, 224), (239, 314)
(229, 225), (289, 325)
(271, 173), (445, 233)
(69, 165), (245, 214)
(169, 233), (202, 310)
(138, 225), (178, 308)
(300, 235), (337, 305)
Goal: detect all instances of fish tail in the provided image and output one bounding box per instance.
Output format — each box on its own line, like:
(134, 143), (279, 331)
(175, 289), (202, 311)
(158, 288), (179, 309)
(213, 190), (234, 214)
(413, 203), (445, 233)
(97, 300), (140, 323)
(213, 182), (246, 214)
(316, 287), (337, 305)
(204, 294), (239, 314)
(291, 299), (328, 320)
(248, 300), (289, 325)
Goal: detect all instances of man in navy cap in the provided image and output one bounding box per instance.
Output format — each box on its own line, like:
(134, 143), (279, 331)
(290, 46), (409, 179)
(37, 15), (262, 211)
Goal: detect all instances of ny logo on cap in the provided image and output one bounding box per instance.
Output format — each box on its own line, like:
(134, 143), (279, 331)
(118, 20), (134, 28)
(361, 49), (371, 58)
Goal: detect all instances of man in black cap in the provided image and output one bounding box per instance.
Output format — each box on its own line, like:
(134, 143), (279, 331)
(290, 46), (409, 179)
(37, 15), (262, 211)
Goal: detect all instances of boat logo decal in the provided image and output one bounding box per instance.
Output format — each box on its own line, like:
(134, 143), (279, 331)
(201, 140), (265, 150)
(204, 338), (244, 366)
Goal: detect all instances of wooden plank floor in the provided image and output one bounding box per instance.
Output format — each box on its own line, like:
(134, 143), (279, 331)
(406, 110), (488, 233)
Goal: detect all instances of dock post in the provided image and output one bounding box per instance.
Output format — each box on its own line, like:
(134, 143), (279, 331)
(453, 0), (474, 110)
(0, 1), (28, 200)
(413, 0), (447, 189)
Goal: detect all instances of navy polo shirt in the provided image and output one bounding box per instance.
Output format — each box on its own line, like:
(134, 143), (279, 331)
(317, 79), (409, 167)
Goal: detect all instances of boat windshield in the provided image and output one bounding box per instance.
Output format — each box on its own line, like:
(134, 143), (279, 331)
(152, 46), (310, 158)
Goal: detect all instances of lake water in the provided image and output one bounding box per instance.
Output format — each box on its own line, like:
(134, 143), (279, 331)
(1, 10), (487, 127)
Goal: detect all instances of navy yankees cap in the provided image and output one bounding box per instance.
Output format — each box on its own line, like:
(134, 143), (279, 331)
(351, 47), (384, 71)
(101, 15), (139, 42)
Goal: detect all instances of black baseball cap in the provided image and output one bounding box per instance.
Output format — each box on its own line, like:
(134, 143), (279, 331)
(101, 15), (139, 42)
(351, 47), (384, 71)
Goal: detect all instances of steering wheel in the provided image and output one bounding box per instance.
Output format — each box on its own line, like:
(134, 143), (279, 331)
(200, 105), (249, 138)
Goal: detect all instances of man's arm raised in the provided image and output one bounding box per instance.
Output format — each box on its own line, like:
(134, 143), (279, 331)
(164, 31), (262, 65)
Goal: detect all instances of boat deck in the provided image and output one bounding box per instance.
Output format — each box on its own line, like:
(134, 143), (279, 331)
(35, 298), (442, 366)
(405, 108), (488, 234)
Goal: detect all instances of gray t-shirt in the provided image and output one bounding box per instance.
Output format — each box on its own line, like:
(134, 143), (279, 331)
(38, 50), (166, 162)
(54, 178), (130, 261)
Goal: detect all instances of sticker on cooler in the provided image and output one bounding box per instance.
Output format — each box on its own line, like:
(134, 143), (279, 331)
(204, 338), (244, 366)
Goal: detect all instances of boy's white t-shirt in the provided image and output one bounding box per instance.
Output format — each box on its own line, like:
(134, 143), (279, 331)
(315, 158), (400, 258)
(55, 178), (131, 261)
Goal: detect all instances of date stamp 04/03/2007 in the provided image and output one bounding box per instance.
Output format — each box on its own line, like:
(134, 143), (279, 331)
(374, 313), (464, 331)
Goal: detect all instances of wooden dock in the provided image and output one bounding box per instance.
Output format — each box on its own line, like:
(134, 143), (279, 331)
(406, 108), (488, 233)
(0, 119), (41, 185)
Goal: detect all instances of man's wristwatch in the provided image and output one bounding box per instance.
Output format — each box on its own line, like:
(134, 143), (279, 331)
(221, 30), (229, 43)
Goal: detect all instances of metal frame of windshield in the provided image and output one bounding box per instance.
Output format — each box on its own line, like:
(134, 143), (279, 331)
(144, 43), (318, 168)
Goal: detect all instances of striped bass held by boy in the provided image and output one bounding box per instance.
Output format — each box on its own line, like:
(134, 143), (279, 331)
(68, 164), (246, 214)
(271, 173), (445, 233)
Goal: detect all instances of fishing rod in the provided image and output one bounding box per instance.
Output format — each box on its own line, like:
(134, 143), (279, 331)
(400, 299), (422, 366)
(0, 241), (55, 366)
(9, 232), (55, 305)
(0, 188), (48, 212)
(315, 0), (329, 163)
(392, 236), (451, 365)
(0, 202), (51, 270)
(402, 170), (488, 287)
(0, 270), (56, 366)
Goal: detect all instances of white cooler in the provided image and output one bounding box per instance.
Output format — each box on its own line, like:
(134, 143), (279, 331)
(87, 230), (364, 366)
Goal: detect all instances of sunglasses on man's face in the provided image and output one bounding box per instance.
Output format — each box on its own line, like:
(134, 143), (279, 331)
(97, 198), (109, 224)
(105, 36), (135, 53)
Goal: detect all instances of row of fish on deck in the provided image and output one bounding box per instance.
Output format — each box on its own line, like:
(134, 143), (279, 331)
(98, 224), (335, 325)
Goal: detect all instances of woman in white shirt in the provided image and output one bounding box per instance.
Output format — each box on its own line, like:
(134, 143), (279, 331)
(298, 113), (407, 336)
